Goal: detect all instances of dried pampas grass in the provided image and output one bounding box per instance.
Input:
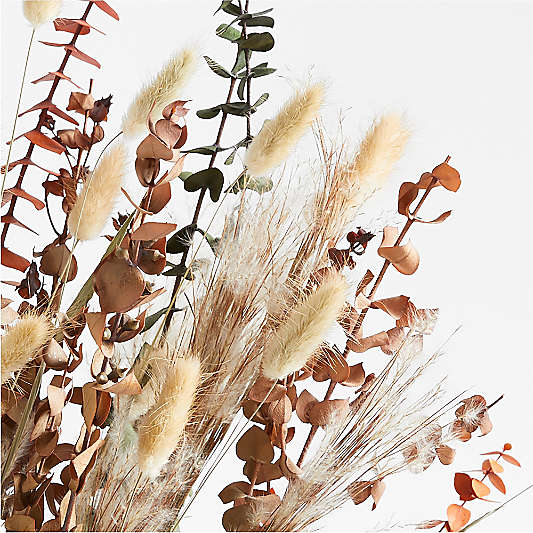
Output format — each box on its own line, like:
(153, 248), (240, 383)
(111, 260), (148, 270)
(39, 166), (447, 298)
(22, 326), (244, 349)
(121, 48), (197, 137)
(261, 270), (347, 380)
(1, 313), (52, 383)
(23, 0), (62, 28)
(245, 83), (324, 177)
(137, 356), (201, 477)
(68, 142), (126, 241)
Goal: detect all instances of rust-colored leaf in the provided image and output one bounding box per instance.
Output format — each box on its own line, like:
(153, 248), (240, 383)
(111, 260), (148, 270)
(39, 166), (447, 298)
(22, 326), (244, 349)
(500, 453), (521, 467)
(85, 312), (107, 346)
(342, 363), (365, 387)
(263, 395), (292, 424)
(398, 181), (419, 217)
(64, 44), (101, 68)
(279, 452), (302, 479)
(59, 490), (76, 530)
(447, 504), (470, 531)
(24, 130), (65, 154)
(378, 226), (419, 275)
(130, 222), (177, 241)
(371, 295), (410, 319)
(93, 372), (142, 395)
(488, 472), (506, 494)
(436, 445), (456, 465)
(472, 478), (490, 498)
(47, 383), (66, 417)
(82, 382), (97, 429)
(346, 330), (388, 353)
(248, 376), (286, 403)
(348, 481), (372, 505)
(236, 426), (274, 463)
(432, 161), (461, 192)
(93, 391), (112, 427)
(308, 399), (349, 427)
(4, 187), (45, 210)
(2, 247), (31, 272)
(454, 472), (475, 501)
(32, 71), (81, 88)
(219, 481), (252, 504)
(1, 214), (38, 234)
(5, 514), (35, 532)
(147, 182), (171, 214)
(36, 430), (59, 457)
(371, 479), (386, 510)
(94, 1), (120, 20)
(482, 458), (504, 474)
(243, 459), (283, 484)
(71, 439), (104, 479)
(295, 389), (318, 423)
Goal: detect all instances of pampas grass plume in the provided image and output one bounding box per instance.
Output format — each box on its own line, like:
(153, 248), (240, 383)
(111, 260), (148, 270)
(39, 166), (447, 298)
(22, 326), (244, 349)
(68, 142), (126, 241)
(245, 83), (324, 177)
(121, 48), (197, 137)
(23, 0), (62, 28)
(262, 270), (347, 380)
(137, 356), (201, 477)
(1, 313), (52, 383)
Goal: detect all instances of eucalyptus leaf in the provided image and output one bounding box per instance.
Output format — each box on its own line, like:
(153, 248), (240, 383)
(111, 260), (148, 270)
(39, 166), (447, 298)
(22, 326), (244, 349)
(178, 172), (192, 182)
(237, 76), (247, 100)
(162, 265), (194, 280)
(184, 167), (224, 202)
(197, 106), (222, 119)
(216, 23), (241, 41)
(231, 50), (246, 74)
(251, 92), (269, 112)
(183, 145), (218, 155)
(225, 149), (237, 165)
(220, 101), (250, 116)
(214, 0), (241, 16)
(143, 307), (184, 332)
(195, 228), (221, 256)
(239, 15), (274, 27)
(167, 224), (197, 254)
(203, 56), (232, 78)
(250, 66), (276, 78)
(227, 174), (273, 194)
(236, 32), (275, 52)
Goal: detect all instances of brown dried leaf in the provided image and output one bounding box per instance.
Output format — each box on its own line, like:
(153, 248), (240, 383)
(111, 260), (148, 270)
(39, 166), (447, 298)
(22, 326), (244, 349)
(500, 453), (521, 467)
(295, 389), (318, 423)
(432, 161), (461, 192)
(147, 182), (171, 214)
(24, 130), (65, 154)
(130, 222), (177, 241)
(472, 478), (490, 498)
(2, 247), (31, 272)
(436, 445), (456, 465)
(71, 439), (104, 479)
(39, 244), (77, 282)
(85, 312), (107, 346)
(279, 452), (302, 479)
(447, 504), (470, 531)
(348, 481), (372, 505)
(371, 295), (410, 320)
(219, 481), (252, 504)
(236, 426), (274, 464)
(248, 376), (286, 403)
(66, 91), (95, 114)
(263, 395), (292, 424)
(93, 372), (141, 395)
(308, 399), (349, 427)
(378, 226), (419, 275)
(371, 479), (386, 510)
(59, 490), (76, 530)
(342, 363), (365, 387)
(454, 472), (475, 501)
(488, 472), (506, 494)
(346, 331), (389, 353)
(243, 459), (283, 484)
(36, 430), (59, 457)
(47, 384), (66, 417)
(82, 383), (97, 429)
(5, 515), (35, 532)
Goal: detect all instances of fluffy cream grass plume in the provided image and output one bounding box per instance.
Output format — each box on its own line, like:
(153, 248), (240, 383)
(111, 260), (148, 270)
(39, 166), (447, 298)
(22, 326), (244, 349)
(261, 270), (347, 380)
(68, 142), (126, 241)
(121, 48), (197, 137)
(137, 356), (201, 478)
(23, 0), (62, 27)
(1, 313), (52, 383)
(351, 112), (410, 203)
(245, 83), (325, 177)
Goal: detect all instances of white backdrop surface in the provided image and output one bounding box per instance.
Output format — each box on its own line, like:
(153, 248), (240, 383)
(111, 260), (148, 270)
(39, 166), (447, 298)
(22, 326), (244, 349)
(1, 1), (532, 531)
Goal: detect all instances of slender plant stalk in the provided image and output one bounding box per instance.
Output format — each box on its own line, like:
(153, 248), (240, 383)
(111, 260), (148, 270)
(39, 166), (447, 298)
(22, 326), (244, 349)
(297, 165), (446, 467)
(1, 28), (35, 199)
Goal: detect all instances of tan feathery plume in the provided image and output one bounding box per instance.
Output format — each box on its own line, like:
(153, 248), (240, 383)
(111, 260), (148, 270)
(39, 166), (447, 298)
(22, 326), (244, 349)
(68, 142), (126, 241)
(245, 83), (325, 177)
(121, 48), (197, 137)
(23, 0), (62, 27)
(1, 313), (53, 383)
(261, 270), (347, 380)
(137, 356), (201, 477)
(349, 112), (410, 204)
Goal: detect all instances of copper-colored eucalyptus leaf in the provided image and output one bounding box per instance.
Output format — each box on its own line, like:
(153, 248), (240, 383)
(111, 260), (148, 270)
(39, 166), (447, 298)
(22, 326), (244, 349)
(447, 504), (470, 532)
(236, 426), (274, 463)
(295, 389), (318, 423)
(308, 399), (349, 427)
(378, 226), (419, 275)
(248, 376), (286, 403)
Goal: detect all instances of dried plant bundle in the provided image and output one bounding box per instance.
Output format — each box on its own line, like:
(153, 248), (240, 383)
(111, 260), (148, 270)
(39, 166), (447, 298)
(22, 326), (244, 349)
(67, 142), (126, 241)
(261, 270), (347, 380)
(245, 83), (325, 177)
(23, 0), (62, 28)
(1, 313), (52, 383)
(121, 48), (197, 137)
(137, 356), (201, 477)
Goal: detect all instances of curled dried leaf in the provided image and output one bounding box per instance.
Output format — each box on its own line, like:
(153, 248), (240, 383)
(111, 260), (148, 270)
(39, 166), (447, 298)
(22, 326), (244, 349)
(378, 226), (419, 275)
(236, 426), (274, 464)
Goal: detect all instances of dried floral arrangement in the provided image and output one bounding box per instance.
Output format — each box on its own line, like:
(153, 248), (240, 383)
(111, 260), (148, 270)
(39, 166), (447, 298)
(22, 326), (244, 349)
(0, 1), (527, 532)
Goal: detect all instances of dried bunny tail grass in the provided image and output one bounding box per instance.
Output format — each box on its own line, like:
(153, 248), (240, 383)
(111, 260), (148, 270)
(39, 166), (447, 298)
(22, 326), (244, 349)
(261, 270), (347, 380)
(68, 142), (126, 241)
(1, 312), (53, 383)
(137, 356), (201, 478)
(245, 82), (325, 176)
(121, 48), (197, 137)
(350, 112), (410, 204)
(23, 0), (62, 27)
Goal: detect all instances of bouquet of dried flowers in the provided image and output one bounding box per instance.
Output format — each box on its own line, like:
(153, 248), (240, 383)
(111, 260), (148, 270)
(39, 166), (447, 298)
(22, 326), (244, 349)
(1, 1), (526, 532)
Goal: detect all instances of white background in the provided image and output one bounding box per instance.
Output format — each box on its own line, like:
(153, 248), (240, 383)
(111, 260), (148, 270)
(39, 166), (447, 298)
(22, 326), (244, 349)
(1, 1), (532, 531)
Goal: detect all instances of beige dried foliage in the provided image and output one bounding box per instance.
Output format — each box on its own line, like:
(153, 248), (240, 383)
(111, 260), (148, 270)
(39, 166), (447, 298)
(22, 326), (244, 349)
(121, 48), (197, 137)
(1, 313), (53, 383)
(23, 0), (62, 28)
(245, 83), (325, 176)
(137, 356), (201, 477)
(68, 142), (126, 241)
(261, 270), (347, 380)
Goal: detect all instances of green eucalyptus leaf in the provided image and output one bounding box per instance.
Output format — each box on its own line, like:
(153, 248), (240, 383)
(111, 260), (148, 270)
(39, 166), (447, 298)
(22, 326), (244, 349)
(239, 15), (274, 27)
(178, 172), (192, 182)
(162, 265), (194, 280)
(236, 32), (274, 52)
(237, 76), (247, 100)
(251, 92), (269, 112)
(214, 1), (241, 16)
(183, 145), (218, 155)
(167, 224), (197, 254)
(227, 174), (273, 194)
(216, 23), (242, 41)
(197, 106), (222, 119)
(250, 66), (276, 77)
(143, 307), (184, 332)
(220, 101), (250, 116)
(231, 50), (247, 74)
(224, 149), (238, 165)
(203, 56), (232, 78)
(184, 167), (224, 202)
